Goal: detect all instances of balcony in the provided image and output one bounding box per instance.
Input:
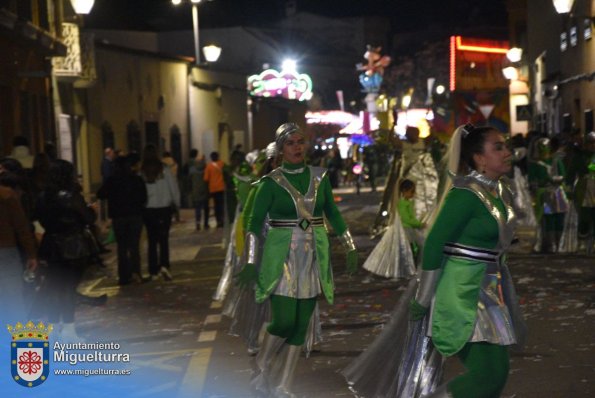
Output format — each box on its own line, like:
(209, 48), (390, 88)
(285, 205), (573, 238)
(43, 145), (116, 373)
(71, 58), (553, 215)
(52, 22), (96, 87)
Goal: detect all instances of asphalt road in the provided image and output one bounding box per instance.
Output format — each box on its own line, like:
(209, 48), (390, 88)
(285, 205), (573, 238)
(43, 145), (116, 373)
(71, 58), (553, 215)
(71, 187), (594, 398)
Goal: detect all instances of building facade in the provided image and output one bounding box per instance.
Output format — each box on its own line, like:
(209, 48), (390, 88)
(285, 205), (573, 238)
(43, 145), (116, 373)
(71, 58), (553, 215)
(0, 0), (66, 155)
(518, 0), (594, 136)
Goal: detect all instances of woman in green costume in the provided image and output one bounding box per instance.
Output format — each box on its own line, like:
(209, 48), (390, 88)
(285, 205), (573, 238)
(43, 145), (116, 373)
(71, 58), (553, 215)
(409, 123), (526, 397)
(238, 122), (358, 397)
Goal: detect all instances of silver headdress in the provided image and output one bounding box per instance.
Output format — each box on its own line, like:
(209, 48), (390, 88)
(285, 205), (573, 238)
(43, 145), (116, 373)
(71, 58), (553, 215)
(265, 142), (278, 159)
(275, 122), (302, 150)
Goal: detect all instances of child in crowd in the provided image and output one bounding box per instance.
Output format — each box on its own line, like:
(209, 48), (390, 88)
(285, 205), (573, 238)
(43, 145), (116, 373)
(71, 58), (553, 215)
(397, 179), (425, 259)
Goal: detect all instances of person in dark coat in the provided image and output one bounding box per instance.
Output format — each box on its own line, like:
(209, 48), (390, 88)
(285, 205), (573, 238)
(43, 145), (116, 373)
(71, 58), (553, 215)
(97, 154), (147, 284)
(35, 159), (96, 341)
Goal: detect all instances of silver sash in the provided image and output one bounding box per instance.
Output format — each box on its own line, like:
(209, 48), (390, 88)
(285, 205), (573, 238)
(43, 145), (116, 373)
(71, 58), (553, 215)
(267, 166), (328, 298)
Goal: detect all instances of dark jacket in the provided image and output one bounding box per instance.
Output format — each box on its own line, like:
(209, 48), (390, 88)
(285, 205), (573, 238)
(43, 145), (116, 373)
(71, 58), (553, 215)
(35, 189), (96, 261)
(188, 159), (208, 203)
(97, 174), (147, 219)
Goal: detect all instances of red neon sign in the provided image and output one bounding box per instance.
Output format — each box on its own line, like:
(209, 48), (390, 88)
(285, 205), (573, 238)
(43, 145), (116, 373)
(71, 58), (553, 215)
(455, 36), (508, 54)
(450, 36), (456, 91)
(449, 36), (509, 91)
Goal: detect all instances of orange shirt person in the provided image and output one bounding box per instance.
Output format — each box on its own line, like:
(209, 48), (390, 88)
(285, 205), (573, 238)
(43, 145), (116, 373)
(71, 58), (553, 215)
(204, 152), (226, 228)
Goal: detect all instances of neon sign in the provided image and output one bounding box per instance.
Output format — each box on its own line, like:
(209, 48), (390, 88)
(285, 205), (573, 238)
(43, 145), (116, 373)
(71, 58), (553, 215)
(450, 36), (509, 91)
(247, 69), (313, 101)
(455, 36), (508, 54)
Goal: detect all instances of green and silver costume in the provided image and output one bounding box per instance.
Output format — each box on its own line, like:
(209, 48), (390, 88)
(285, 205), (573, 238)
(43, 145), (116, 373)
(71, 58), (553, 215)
(246, 161), (351, 304)
(423, 175), (524, 357)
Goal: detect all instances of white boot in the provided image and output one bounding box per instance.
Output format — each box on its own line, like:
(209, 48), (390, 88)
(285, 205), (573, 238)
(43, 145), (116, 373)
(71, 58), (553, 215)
(60, 323), (83, 342)
(272, 344), (302, 398)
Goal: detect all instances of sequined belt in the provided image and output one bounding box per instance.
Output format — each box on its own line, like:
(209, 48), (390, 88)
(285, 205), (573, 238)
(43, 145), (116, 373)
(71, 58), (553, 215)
(269, 217), (324, 231)
(443, 242), (502, 267)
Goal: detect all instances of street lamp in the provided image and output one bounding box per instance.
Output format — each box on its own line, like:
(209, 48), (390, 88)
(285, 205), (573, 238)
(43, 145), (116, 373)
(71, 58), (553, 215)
(506, 47), (523, 63)
(202, 45), (221, 63)
(552, 0), (575, 14)
(70, 0), (95, 14)
(502, 66), (519, 81)
(173, 0), (221, 65)
(172, 0), (204, 65)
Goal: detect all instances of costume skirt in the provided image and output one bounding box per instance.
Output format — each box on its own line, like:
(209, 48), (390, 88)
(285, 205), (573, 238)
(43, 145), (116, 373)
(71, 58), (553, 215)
(363, 213), (416, 279)
(342, 278), (442, 397)
(213, 214), (240, 301)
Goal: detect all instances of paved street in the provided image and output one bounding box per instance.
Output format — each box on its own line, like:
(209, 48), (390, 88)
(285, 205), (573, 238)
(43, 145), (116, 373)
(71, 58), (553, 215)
(72, 187), (594, 398)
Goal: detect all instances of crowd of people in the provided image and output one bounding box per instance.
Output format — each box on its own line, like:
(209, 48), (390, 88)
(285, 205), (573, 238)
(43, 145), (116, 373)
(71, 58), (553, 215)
(0, 136), (238, 341)
(1, 121), (593, 397)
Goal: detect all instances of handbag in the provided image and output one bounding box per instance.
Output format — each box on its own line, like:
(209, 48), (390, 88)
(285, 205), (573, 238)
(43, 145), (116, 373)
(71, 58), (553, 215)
(53, 231), (91, 260)
(83, 227), (101, 257)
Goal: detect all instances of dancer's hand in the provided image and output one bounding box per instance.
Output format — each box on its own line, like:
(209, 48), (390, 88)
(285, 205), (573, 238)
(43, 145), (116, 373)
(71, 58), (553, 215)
(409, 299), (428, 321)
(236, 263), (258, 288)
(346, 249), (358, 275)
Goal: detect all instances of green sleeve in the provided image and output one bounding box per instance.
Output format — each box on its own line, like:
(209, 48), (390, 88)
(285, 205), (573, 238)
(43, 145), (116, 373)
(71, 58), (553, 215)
(246, 178), (274, 235)
(236, 179), (252, 208)
(398, 198), (424, 228)
(321, 175), (347, 235)
(421, 189), (476, 270)
(528, 161), (549, 187)
(242, 185), (258, 231)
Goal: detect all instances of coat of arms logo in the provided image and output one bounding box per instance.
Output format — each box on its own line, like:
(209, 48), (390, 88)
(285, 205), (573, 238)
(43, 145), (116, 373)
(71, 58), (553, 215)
(7, 321), (53, 387)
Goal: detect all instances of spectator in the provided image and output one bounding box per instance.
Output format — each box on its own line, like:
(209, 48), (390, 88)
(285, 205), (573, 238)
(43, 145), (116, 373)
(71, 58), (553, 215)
(44, 141), (58, 161)
(0, 183), (38, 326)
(101, 147), (116, 183)
(204, 152), (226, 228)
(35, 159), (97, 341)
(0, 157), (35, 224)
(100, 147), (116, 225)
(186, 149), (209, 230)
(97, 154), (147, 285)
(181, 149), (195, 208)
(140, 144), (180, 281)
(325, 149), (343, 188)
(8, 136), (34, 169)
(162, 151), (180, 222)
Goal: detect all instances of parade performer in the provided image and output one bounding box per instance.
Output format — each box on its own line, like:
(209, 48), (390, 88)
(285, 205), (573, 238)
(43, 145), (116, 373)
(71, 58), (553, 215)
(574, 132), (595, 254)
(224, 143), (277, 354)
(511, 147), (538, 229)
(344, 124), (526, 398)
(237, 123), (358, 397)
(213, 158), (254, 301)
(528, 138), (569, 252)
(362, 178), (415, 279)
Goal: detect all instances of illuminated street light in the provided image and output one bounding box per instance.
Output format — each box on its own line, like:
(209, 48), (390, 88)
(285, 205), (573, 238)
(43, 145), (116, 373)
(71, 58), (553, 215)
(502, 66), (519, 80)
(506, 47), (523, 63)
(552, 0), (575, 14)
(202, 45), (222, 62)
(282, 59), (297, 73)
(435, 85), (445, 95)
(172, 0), (207, 65)
(70, 0), (95, 14)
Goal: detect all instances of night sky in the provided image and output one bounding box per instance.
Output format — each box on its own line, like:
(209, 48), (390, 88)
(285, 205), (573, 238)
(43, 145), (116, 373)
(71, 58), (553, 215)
(85, 0), (509, 35)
